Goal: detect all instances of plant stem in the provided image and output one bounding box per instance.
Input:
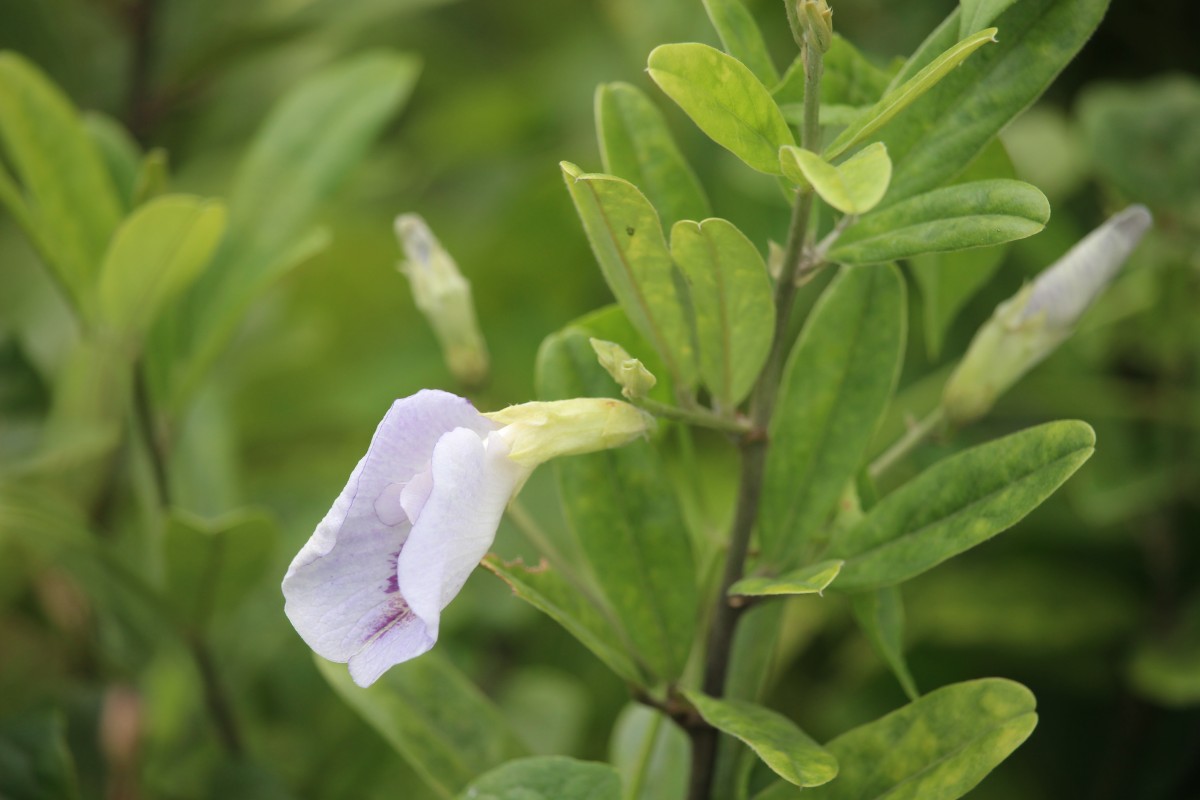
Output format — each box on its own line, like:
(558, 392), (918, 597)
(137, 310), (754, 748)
(868, 407), (944, 481)
(637, 397), (752, 435)
(687, 34), (825, 800)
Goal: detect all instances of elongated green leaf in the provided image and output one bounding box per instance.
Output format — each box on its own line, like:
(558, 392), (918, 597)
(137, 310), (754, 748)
(163, 509), (277, 628)
(684, 691), (838, 788)
(647, 43), (794, 174)
(0, 52), (122, 315)
(879, 0), (1111, 204)
(561, 163), (697, 389)
(158, 51), (419, 406)
(537, 329), (697, 682)
(824, 29), (998, 162)
(316, 652), (527, 798)
(780, 143), (892, 214)
(670, 218), (773, 408)
(610, 705), (689, 800)
(756, 679), (1036, 800)
(481, 556), (643, 685)
(830, 421), (1095, 591)
(98, 195), (226, 338)
(730, 559), (842, 598)
(960, 0), (1020, 36)
(851, 586), (919, 701)
(595, 82), (710, 230)
(702, 0), (779, 87)
(457, 756), (621, 800)
(829, 179), (1048, 265)
(0, 713), (80, 800)
(759, 265), (906, 568)
(83, 112), (141, 210)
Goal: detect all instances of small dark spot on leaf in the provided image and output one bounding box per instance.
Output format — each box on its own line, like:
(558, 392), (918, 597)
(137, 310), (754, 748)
(625, 226), (635, 236)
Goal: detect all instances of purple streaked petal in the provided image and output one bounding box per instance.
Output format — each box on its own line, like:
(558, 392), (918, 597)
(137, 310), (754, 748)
(281, 390), (496, 668)
(396, 428), (529, 641)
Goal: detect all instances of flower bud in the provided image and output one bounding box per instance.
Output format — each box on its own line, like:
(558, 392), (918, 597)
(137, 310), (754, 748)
(943, 205), (1152, 425)
(395, 214), (489, 387)
(589, 338), (657, 399)
(800, 0), (833, 53)
(485, 398), (655, 468)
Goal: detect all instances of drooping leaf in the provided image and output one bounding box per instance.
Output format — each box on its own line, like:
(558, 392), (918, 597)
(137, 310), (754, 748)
(830, 421), (1096, 591)
(0, 712), (80, 800)
(97, 195), (226, 339)
(669, 217), (774, 408)
(701, 0), (779, 87)
(482, 556), (643, 685)
(163, 509), (277, 629)
(729, 560), (843, 598)
(851, 586), (919, 701)
(878, 0), (1111, 204)
(755, 679), (1036, 800)
(0, 52), (122, 316)
(561, 162), (697, 390)
(316, 651), (527, 798)
(683, 691), (838, 788)
(157, 51), (419, 407)
(595, 82), (710, 231)
(609, 705), (689, 800)
(537, 328), (697, 682)
(647, 43), (794, 174)
(759, 265), (906, 568)
(779, 143), (892, 214)
(823, 29), (998, 162)
(829, 179), (1049, 266)
(456, 756), (621, 800)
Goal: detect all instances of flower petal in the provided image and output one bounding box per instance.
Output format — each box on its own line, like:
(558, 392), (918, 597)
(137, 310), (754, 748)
(281, 390), (494, 671)
(397, 428), (528, 641)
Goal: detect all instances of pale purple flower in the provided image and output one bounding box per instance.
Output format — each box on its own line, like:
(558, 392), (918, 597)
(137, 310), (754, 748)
(282, 389), (652, 687)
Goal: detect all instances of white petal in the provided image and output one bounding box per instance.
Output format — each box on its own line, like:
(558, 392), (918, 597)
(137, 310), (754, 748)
(397, 428), (528, 641)
(281, 390), (495, 669)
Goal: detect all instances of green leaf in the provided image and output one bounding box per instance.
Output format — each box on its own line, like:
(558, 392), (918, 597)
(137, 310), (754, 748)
(729, 560), (843, 598)
(669, 217), (774, 408)
(481, 556), (643, 685)
(537, 329), (697, 682)
(878, 0), (1111, 204)
(82, 112), (141, 210)
(851, 586), (919, 701)
(774, 35), (892, 109)
(830, 421), (1096, 591)
(823, 29), (998, 162)
(756, 679), (1036, 800)
(0, 713), (80, 800)
(561, 162), (697, 390)
(702, 0), (779, 87)
(647, 43), (794, 174)
(316, 651), (527, 798)
(157, 51), (419, 406)
(595, 82), (711, 230)
(779, 143), (892, 214)
(131, 149), (170, 207)
(683, 691), (838, 788)
(960, 0), (1020, 37)
(97, 195), (226, 339)
(610, 705), (689, 800)
(829, 179), (1049, 265)
(456, 756), (621, 800)
(0, 52), (122, 316)
(163, 509), (277, 628)
(759, 265), (906, 568)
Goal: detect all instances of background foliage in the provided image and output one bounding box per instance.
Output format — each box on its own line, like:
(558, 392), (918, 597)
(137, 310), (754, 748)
(0, 0), (1197, 797)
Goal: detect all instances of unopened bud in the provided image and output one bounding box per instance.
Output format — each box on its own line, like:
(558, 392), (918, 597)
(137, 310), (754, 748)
(589, 338), (657, 399)
(485, 398), (655, 468)
(943, 205), (1152, 425)
(395, 214), (489, 388)
(800, 0), (833, 53)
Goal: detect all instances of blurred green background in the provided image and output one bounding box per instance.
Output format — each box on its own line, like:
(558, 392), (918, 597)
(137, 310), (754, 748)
(1, 0), (1198, 797)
